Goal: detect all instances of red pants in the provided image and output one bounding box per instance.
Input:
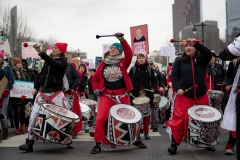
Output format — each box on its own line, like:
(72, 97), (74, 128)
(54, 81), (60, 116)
(169, 94), (209, 145)
(143, 116), (150, 132)
(94, 93), (130, 144)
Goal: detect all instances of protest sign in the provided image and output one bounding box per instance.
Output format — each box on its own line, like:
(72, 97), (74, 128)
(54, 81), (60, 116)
(10, 80), (34, 99)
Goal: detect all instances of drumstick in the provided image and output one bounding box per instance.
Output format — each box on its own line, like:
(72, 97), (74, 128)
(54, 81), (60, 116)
(130, 94), (139, 101)
(210, 75), (212, 90)
(144, 89), (152, 92)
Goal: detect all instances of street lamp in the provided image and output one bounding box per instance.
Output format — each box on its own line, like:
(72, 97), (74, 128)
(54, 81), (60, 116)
(192, 22), (206, 45)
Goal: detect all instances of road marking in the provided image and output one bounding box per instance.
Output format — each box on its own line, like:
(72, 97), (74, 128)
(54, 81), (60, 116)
(0, 130), (161, 147)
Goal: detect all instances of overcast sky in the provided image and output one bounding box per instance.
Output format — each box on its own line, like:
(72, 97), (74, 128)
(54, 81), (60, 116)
(1, 0), (226, 60)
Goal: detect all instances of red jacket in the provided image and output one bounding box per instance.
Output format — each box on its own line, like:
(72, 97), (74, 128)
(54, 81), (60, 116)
(92, 40), (133, 92)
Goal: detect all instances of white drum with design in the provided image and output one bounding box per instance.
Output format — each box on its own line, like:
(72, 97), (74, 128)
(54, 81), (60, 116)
(79, 102), (91, 120)
(187, 105), (222, 148)
(80, 99), (97, 116)
(106, 104), (141, 146)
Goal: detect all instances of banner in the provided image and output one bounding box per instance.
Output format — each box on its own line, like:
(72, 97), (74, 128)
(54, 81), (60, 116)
(22, 42), (42, 69)
(130, 24), (149, 56)
(10, 80), (34, 99)
(160, 47), (175, 57)
(95, 56), (102, 69)
(0, 39), (12, 59)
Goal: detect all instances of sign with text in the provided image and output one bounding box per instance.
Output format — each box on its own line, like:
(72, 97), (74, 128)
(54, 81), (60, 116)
(10, 80), (34, 99)
(102, 44), (111, 56)
(0, 39), (12, 59)
(160, 47), (175, 57)
(82, 59), (95, 71)
(130, 24), (149, 56)
(22, 42), (42, 69)
(95, 56), (102, 69)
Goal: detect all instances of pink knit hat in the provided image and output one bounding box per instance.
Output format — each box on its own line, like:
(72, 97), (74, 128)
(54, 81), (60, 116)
(0, 50), (4, 59)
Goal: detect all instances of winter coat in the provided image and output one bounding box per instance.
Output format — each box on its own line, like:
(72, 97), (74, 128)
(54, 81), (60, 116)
(206, 63), (225, 90)
(171, 43), (212, 98)
(0, 61), (14, 90)
(65, 62), (80, 91)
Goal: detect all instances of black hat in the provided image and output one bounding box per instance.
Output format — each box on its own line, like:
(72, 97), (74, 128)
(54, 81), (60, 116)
(211, 51), (217, 57)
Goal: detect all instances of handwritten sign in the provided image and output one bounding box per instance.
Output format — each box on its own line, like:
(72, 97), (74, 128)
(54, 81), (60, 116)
(10, 81), (34, 99)
(160, 47), (175, 57)
(22, 42), (42, 69)
(102, 44), (111, 56)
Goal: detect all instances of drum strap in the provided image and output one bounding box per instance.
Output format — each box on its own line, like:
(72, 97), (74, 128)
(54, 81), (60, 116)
(39, 91), (62, 103)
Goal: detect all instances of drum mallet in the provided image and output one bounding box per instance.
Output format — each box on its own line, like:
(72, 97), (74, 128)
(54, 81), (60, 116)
(23, 42), (41, 48)
(96, 34), (124, 39)
(170, 39), (201, 43)
(184, 84), (198, 92)
(130, 94), (139, 101)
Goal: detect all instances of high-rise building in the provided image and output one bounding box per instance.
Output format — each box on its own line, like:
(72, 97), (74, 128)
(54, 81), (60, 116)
(226, 0), (240, 42)
(172, 0), (201, 51)
(181, 20), (220, 55)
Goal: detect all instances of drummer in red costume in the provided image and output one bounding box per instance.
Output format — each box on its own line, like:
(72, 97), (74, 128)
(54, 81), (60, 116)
(167, 38), (212, 154)
(90, 33), (147, 154)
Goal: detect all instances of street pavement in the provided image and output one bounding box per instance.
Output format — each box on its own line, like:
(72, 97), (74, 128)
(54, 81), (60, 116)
(0, 126), (237, 160)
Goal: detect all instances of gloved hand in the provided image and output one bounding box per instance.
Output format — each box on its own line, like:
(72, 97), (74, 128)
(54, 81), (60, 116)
(2, 90), (9, 98)
(115, 32), (124, 42)
(94, 90), (100, 96)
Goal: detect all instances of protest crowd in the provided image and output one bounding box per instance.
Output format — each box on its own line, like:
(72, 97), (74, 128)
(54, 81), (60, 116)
(0, 32), (240, 160)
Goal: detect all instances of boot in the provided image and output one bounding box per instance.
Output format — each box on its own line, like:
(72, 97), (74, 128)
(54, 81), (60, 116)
(19, 139), (34, 152)
(2, 128), (8, 140)
(90, 142), (101, 154)
(168, 136), (178, 154)
(0, 129), (2, 143)
(133, 134), (147, 149)
(144, 132), (150, 139)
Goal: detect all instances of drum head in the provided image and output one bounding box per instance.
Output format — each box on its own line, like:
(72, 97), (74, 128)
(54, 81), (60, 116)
(42, 104), (79, 119)
(133, 97), (150, 105)
(154, 94), (160, 98)
(79, 102), (90, 113)
(110, 104), (141, 124)
(80, 99), (97, 106)
(188, 105), (221, 122)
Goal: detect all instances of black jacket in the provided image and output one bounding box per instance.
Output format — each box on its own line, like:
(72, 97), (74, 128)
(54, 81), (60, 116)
(35, 52), (67, 91)
(65, 63), (80, 90)
(153, 69), (165, 87)
(79, 75), (88, 93)
(224, 60), (240, 85)
(128, 62), (158, 107)
(171, 43), (212, 98)
(206, 63), (225, 90)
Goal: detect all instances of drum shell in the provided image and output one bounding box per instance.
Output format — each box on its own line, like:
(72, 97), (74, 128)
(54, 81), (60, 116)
(80, 102), (91, 120)
(80, 99), (97, 117)
(159, 96), (170, 111)
(132, 97), (151, 117)
(33, 104), (79, 145)
(187, 105), (222, 148)
(106, 104), (141, 146)
(153, 94), (161, 103)
(208, 90), (224, 101)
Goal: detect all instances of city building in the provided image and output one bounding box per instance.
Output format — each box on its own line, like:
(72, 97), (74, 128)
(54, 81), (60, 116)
(226, 0), (240, 42)
(181, 20), (220, 55)
(172, 0), (202, 51)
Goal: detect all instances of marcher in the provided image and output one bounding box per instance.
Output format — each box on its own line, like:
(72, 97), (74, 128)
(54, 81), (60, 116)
(167, 38), (212, 154)
(19, 42), (70, 152)
(90, 33), (147, 154)
(0, 51), (14, 140)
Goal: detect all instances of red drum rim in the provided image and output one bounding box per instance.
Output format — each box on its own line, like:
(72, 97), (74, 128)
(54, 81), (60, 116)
(188, 105), (221, 122)
(110, 104), (141, 124)
(42, 104), (79, 120)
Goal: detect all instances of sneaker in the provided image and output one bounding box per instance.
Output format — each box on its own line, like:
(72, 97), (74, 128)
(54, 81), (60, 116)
(21, 126), (26, 134)
(225, 144), (234, 155)
(144, 132), (150, 139)
(15, 129), (21, 135)
(101, 142), (116, 151)
(225, 148), (234, 155)
(152, 128), (158, 132)
(133, 140), (147, 149)
(90, 145), (101, 154)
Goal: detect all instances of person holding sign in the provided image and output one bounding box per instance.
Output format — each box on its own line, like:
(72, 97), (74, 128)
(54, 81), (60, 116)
(9, 58), (31, 135)
(0, 51), (14, 140)
(19, 42), (70, 152)
(166, 38), (212, 154)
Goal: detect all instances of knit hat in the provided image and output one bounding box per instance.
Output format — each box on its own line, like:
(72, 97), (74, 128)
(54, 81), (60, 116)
(54, 42), (68, 54)
(0, 50), (4, 59)
(111, 43), (123, 54)
(13, 57), (22, 66)
(137, 52), (148, 59)
(211, 51), (217, 57)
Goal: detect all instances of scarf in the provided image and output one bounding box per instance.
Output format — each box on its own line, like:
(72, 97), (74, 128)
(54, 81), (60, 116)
(104, 55), (124, 65)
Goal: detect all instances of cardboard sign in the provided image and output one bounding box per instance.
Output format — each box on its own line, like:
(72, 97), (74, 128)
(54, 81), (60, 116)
(130, 24), (149, 56)
(160, 47), (175, 57)
(10, 80), (34, 99)
(22, 42), (42, 69)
